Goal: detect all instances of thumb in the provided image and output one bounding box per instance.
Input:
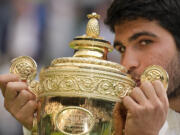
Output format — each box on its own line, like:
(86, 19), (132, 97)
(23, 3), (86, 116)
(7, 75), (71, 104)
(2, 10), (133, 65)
(113, 102), (127, 135)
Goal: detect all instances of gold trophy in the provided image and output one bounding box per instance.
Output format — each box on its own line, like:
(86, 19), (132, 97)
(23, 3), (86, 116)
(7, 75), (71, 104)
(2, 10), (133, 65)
(9, 13), (168, 135)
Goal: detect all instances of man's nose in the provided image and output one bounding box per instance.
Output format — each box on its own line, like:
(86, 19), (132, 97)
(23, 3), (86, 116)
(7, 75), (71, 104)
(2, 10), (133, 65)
(120, 49), (139, 71)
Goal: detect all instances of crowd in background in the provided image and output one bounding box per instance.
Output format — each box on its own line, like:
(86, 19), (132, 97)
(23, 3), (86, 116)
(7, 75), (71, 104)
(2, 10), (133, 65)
(0, 0), (120, 134)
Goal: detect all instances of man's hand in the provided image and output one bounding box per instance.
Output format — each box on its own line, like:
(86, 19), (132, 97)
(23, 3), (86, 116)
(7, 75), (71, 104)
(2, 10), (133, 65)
(114, 80), (169, 135)
(0, 74), (37, 130)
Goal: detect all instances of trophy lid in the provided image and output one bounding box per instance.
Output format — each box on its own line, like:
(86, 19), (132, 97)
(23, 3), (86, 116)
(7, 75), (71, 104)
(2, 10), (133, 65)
(69, 12), (113, 60)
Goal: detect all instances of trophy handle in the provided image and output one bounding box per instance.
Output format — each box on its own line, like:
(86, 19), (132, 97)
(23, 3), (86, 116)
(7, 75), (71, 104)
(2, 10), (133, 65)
(10, 56), (41, 96)
(10, 56), (40, 134)
(140, 65), (169, 90)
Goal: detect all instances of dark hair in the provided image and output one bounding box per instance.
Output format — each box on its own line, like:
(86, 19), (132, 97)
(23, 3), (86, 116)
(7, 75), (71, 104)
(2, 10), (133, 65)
(105, 0), (180, 50)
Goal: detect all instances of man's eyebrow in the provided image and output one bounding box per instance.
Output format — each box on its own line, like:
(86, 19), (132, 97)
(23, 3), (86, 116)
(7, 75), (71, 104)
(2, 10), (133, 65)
(113, 41), (125, 48)
(128, 31), (158, 42)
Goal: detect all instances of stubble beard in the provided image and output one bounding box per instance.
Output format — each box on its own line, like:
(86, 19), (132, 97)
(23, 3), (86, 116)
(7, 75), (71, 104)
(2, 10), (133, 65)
(167, 51), (180, 99)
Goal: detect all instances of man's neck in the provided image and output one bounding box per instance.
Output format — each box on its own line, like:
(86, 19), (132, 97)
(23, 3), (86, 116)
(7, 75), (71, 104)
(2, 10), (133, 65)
(169, 96), (180, 113)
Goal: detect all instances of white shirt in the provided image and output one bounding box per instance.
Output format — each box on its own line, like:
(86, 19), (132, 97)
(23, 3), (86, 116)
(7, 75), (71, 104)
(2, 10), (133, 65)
(159, 108), (180, 135)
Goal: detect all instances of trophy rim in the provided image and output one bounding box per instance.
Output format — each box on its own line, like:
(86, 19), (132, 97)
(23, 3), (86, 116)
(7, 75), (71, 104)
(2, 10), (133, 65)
(39, 57), (135, 101)
(51, 57), (128, 74)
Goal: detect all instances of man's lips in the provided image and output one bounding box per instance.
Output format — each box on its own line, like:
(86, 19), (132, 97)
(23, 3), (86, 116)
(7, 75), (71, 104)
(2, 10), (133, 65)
(134, 79), (141, 87)
(129, 72), (141, 86)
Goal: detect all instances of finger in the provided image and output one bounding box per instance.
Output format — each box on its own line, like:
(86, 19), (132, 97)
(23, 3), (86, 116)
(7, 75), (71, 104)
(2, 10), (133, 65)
(129, 87), (147, 105)
(152, 80), (166, 97)
(11, 90), (36, 113)
(140, 81), (157, 100)
(0, 74), (20, 96)
(152, 80), (168, 107)
(123, 96), (141, 114)
(16, 100), (37, 130)
(5, 82), (28, 101)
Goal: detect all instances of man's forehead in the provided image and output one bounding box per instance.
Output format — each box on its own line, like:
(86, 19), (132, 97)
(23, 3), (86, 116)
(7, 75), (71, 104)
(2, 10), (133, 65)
(114, 19), (161, 41)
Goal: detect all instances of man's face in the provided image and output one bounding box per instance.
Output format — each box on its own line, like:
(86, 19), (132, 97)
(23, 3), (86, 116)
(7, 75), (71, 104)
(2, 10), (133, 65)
(114, 18), (180, 96)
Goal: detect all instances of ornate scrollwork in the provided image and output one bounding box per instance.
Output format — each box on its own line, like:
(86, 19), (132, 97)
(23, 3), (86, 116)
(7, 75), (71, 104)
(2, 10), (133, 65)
(114, 83), (130, 97)
(77, 77), (96, 92)
(60, 77), (78, 91)
(28, 80), (42, 96)
(40, 71), (135, 102)
(10, 56), (37, 81)
(141, 65), (169, 89)
(97, 80), (114, 95)
(10, 56), (41, 96)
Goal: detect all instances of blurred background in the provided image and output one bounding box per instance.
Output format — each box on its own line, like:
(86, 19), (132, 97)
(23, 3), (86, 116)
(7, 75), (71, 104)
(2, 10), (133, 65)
(0, 0), (120, 134)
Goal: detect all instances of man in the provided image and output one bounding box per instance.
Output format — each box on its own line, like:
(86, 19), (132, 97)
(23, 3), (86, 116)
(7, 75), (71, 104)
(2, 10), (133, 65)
(105, 0), (180, 135)
(0, 0), (180, 135)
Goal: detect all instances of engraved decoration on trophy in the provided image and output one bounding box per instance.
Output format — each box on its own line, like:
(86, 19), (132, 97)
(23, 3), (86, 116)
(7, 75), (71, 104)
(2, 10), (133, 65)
(55, 107), (95, 135)
(141, 65), (169, 90)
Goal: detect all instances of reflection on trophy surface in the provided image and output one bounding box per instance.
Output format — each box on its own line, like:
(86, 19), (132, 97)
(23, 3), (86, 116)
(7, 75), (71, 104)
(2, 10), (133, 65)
(10, 12), (168, 135)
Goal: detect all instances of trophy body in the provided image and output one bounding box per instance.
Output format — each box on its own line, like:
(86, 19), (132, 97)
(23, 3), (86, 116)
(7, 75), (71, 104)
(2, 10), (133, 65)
(36, 57), (135, 135)
(9, 13), (168, 135)
(39, 97), (114, 135)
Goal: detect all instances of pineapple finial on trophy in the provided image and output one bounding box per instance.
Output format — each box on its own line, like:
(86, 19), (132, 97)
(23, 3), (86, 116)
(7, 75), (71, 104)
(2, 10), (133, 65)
(86, 12), (100, 38)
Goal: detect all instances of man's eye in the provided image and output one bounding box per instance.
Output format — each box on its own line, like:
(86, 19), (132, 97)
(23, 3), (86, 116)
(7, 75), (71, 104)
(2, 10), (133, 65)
(116, 46), (126, 53)
(139, 40), (153, 45)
